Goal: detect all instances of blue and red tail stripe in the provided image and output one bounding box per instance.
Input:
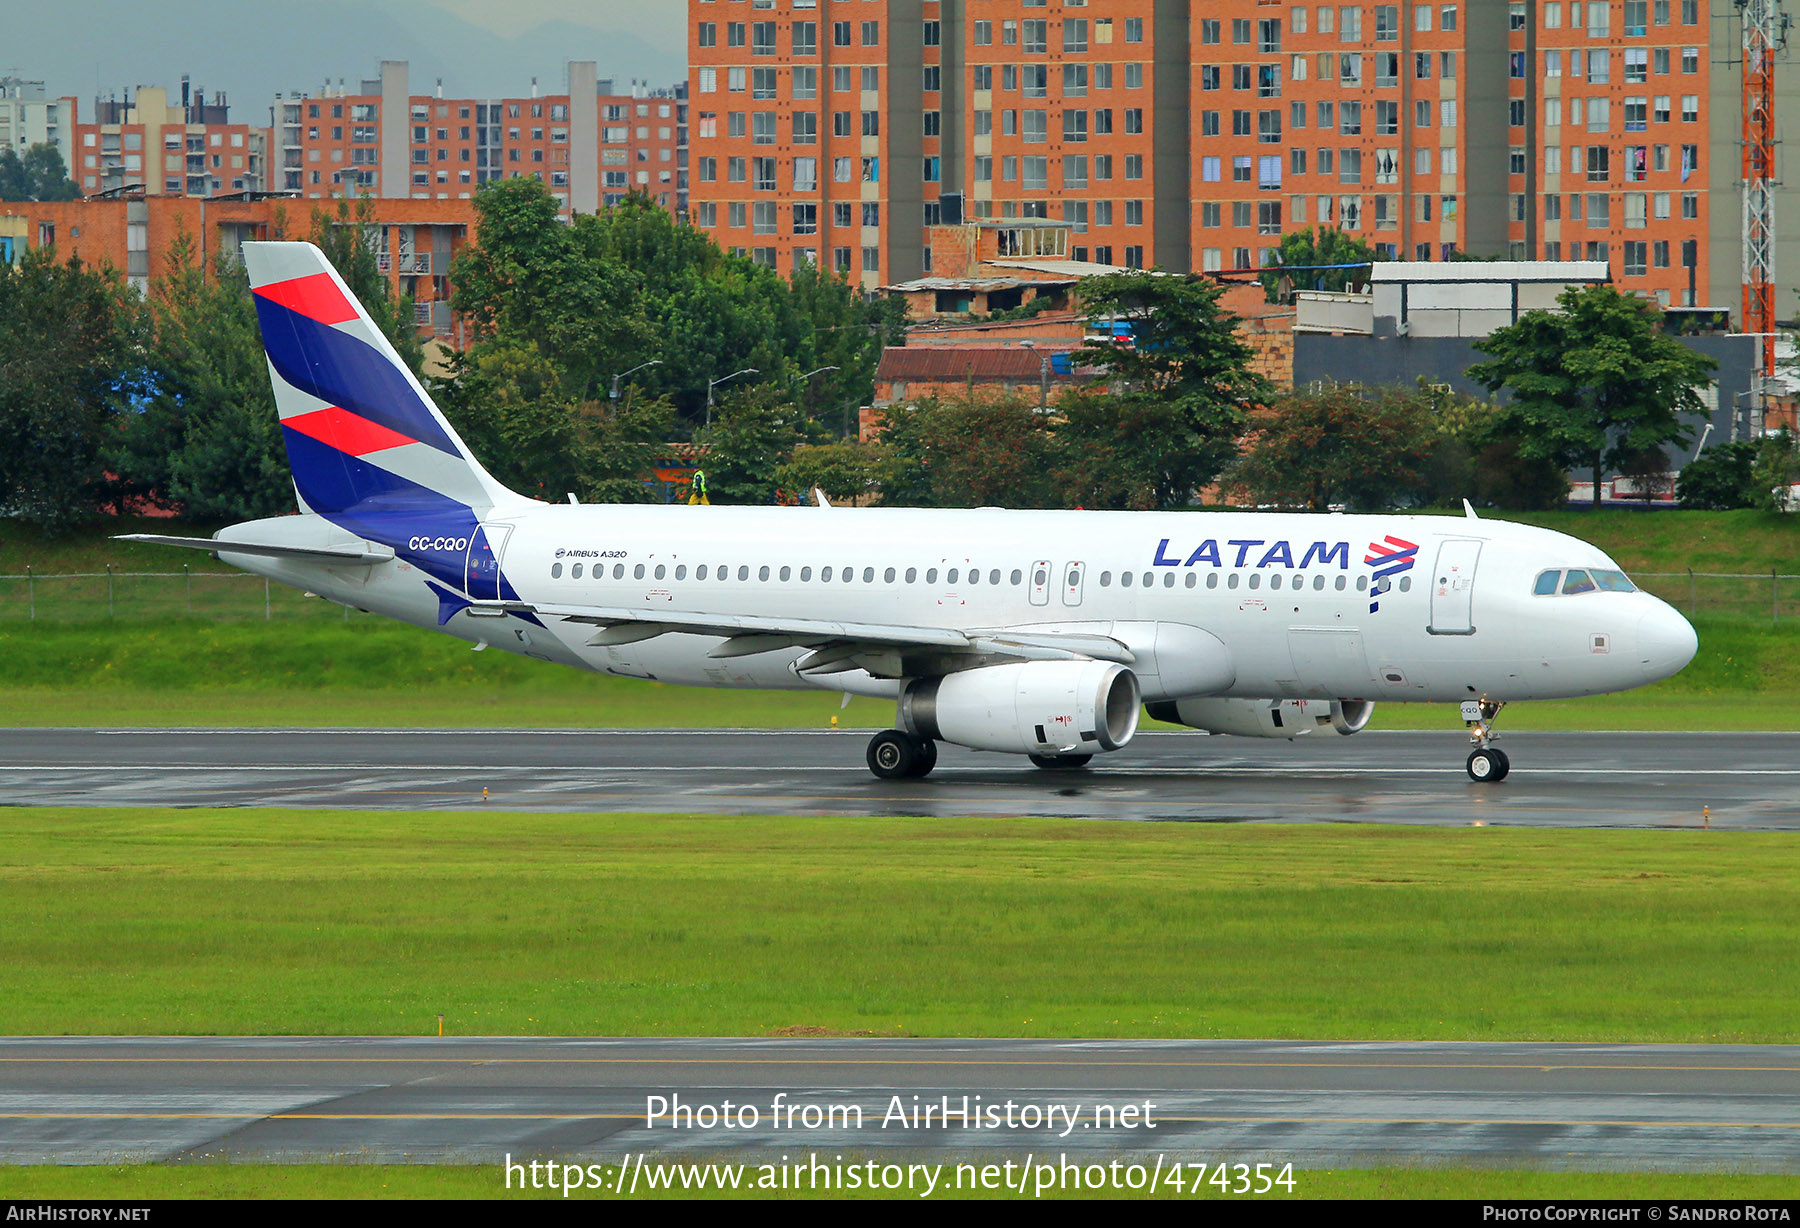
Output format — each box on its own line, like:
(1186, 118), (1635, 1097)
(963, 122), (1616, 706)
(251, 293), (462, 458)
(245, 241), (527, 621)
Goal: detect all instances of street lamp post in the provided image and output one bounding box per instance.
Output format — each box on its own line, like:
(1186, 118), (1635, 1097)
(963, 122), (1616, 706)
(706, 368), (759, 428)
(1018, 340), (1051, 412)
(795, 365), (839, 428)
(609, 359), (663, 403)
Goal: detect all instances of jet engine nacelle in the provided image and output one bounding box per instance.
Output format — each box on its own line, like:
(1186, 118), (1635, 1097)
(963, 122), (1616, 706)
(1147, 696), (1375, 740)
(901, 661), (1141, 756)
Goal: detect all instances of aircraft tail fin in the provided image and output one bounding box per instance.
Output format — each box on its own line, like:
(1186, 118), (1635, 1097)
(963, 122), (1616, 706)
(242, 241), (512, 517)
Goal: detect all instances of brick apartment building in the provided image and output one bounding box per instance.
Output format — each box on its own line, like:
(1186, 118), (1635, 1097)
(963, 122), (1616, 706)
(274, 60), (687, 217)
(687, 1), (1800, 318)
(0, 194), (473, 339)
(74, 82), (271, 199)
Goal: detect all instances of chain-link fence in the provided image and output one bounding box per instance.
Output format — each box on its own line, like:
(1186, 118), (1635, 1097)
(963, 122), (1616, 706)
(0, 568), (359, 623)
(1632, 573), (1800, 624)
(1, 567), (1796, 624)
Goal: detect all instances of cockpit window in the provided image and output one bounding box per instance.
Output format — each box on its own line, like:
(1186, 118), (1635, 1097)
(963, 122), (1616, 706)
(1592, 569), (1637, 592)
(1562, 570), (1597, 595)
(1533, 570), (1561, 596)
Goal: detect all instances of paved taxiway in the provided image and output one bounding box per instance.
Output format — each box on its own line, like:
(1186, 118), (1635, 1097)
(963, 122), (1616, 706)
(0, 729), (1794, 826)
(3, 1037), (1797, 1170)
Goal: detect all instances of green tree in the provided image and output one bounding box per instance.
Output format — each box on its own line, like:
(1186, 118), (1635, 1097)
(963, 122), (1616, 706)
(308, 198), (423, 376)
(1074, 271), (1269, 502)
(695, 385), (812, 505)
(776, 439), (884, 503)
(1256, 226), (1380, 302)
(108, 227), (294, 522)
(874, 392), (1062, 508)
(1398, 381), (1567, 510)
(434, 338), (673, 503)
(0, 143), (79, 201)
(1466, 285), (1716, 510)
(450, 178), (647, 405)
(1053, 386), (1209, 510)
(0, 248), (144, 532)
(1749, 428), (1800, 513)
(1229, 385), (1439, 510)
(450, 180), (895, 431)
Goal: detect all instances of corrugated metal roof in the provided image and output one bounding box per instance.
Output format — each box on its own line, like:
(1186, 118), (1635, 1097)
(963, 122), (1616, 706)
(876, 346), (1081, 381)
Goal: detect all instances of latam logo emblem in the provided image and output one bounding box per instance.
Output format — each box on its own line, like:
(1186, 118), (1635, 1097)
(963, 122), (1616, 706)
(1365, 535), (1420, 614)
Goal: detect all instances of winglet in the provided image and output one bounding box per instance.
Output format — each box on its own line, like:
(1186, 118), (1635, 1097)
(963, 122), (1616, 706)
(1462, 498), (1480, 521)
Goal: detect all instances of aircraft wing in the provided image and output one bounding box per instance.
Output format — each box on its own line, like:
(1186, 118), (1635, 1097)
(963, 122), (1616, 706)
(480, 599), (1136, 671)
(115, 534), (396, 566)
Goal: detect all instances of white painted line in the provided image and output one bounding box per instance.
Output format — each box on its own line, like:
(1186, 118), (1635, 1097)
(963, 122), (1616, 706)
(1, 765), (1797, 778)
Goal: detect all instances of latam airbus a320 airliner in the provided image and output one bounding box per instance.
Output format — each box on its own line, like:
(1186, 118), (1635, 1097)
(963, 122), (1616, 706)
(126, 243), (1698, 783)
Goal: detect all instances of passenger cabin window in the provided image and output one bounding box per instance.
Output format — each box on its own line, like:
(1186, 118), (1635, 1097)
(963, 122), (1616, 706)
(551, 562), (563, 578)
(572, 563), (584, 579)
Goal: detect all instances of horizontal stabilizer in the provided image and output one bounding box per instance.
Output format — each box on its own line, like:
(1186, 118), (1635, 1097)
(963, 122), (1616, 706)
(116, 534), (395, 566)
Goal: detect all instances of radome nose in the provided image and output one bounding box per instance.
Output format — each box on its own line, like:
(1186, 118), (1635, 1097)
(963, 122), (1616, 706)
(1638, 605), (1699, 681)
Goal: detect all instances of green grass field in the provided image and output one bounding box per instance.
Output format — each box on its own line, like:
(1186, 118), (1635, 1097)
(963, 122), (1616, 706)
(1, 1163), (1796, 1201)
(0, 611), (1791, 729)
(0, 510), (1795, 731)
(1, 810), (1793, 1041)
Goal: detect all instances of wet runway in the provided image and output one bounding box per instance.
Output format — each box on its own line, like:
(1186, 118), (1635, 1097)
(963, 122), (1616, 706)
(0, 728), (1794, 827)
(3, 1037), (1797, 1171)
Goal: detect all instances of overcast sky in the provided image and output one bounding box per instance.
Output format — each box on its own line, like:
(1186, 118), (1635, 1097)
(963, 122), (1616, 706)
(16, 0), (690, 121)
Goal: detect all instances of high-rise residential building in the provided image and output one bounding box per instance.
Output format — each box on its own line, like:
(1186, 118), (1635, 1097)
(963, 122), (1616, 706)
(73, 82), (269, 198)
(966, 1), (1191, 270)
(0, 78), (77, 160)
(688, 1), (1796, 326)
(1508, 0), (1711, 307)
(1188, 3), (1508, 274)
(690, 0), (921, 286)
(274, 61), (687, 217)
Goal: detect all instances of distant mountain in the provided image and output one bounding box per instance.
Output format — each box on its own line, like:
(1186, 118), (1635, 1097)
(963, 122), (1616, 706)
(15, 0), (686, 122)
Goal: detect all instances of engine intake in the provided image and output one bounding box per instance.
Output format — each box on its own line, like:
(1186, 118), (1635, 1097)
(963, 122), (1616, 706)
(1147, 696), (1375, 739)
(902, 661), (1141, 756)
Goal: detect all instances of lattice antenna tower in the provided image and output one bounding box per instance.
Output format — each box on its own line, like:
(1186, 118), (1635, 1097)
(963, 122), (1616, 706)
(1741, 0), (1790, 376)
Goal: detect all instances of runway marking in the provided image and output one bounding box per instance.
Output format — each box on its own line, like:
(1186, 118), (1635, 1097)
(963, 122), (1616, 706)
(4, 765), (1799, 778)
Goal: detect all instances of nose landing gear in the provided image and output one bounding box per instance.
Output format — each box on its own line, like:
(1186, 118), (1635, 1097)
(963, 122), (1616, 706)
(1462, 698), (1510, 782)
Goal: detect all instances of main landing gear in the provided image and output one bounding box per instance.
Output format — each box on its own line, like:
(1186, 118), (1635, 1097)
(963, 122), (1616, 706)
(1462, 698), (1510, 783)
(866, 729), (938, 779)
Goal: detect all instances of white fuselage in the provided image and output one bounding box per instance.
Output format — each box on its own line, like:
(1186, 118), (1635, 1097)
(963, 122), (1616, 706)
(223, 504), (1698, 708)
